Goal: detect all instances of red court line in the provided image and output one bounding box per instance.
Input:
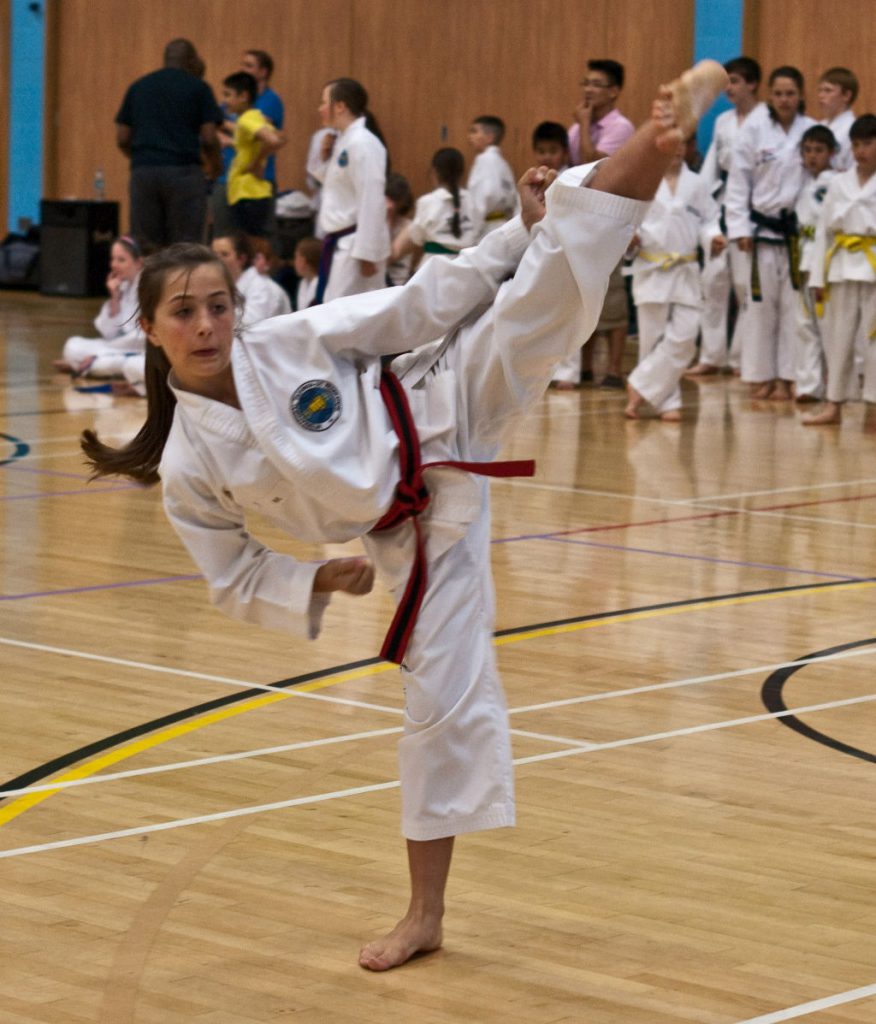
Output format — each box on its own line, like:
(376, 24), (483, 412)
(543, 491), (876, 539)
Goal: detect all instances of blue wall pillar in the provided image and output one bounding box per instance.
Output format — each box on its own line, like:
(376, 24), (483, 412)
(693, 0), (744, 154)
(8, 0), (46, 232)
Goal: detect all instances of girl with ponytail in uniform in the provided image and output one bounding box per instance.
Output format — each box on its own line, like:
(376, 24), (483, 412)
(391, 148), (480, 268)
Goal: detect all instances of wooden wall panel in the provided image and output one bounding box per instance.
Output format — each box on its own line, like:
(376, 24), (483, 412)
(745, 0), (876, 117)
(45, 0), (694, 236)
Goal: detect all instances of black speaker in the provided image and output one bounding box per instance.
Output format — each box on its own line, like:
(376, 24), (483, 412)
(39, 200), (119, 297)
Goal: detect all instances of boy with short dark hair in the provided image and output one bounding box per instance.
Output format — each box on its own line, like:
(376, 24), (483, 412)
(794, 124), (839, 402)
(221, 71), (286, 239)
(467, 115), (520, 237)
(531, 121), (570, 172)
(805, 115), (876, 425)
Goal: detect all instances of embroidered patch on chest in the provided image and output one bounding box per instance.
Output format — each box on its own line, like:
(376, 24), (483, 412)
(338, 149), (349, 168)
(290, 380), (342, 431)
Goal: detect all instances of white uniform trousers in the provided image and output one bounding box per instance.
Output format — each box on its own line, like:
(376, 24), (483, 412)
(740, 244), (798, 383)
(360, 182), (641, 840)
(61, 336), (142, 377)
(323, 248), (388, 303)
(628, 302), (699, 413)
(794, 272), (826, 400)
(699, 245), (746, 369)
(822, 281), (876, 403)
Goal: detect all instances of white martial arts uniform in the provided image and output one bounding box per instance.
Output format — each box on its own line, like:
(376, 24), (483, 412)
(159, 164), (647, 841)
(725, 106), (816, 383)
(467, 145), (520, 239)
(407, 186), (480, 264)
(698, 103), (765, 369)
(793, 168), (836, 399)
(295, 274), (318, 310)
(314, 116), (390, 301)
(809, 166), (876, 403)
(62, 274), (145, 376)
(822, 109), (856, 172)
(628, 166), (721, 414)
(237, 266), (292, 325)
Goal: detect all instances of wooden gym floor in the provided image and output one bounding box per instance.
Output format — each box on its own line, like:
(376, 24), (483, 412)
(1, 289), (875, 1024)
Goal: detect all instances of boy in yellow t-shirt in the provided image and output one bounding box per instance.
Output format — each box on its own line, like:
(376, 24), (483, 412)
(221, 72), (285, 238)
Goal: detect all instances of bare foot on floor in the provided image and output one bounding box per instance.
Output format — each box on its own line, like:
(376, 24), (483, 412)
(752, 382), (773, 400)
(660, 409), (682, 422)
(802, 404), (842, 426)
(624, 383), (644, 419)
(358, 913), (443, 971)
(685, 363), (719, 377)
(52, 360), (75, 373)
(770, 381), (792, 401)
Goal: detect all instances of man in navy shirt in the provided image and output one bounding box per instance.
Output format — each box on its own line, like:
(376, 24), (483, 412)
(116, 39), (222, 248)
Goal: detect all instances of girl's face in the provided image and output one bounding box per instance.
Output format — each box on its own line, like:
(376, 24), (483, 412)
(141, 263), (236, 395)
(211, 237), (246, 281)
(110, 242), (141, 282)
(769, 77), (802, 124)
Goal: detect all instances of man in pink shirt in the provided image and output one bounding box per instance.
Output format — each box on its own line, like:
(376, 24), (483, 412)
(554, 60), (636, 389)
(568, 60), (635, 164)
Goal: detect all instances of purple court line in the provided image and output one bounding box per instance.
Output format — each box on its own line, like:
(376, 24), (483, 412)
(543, 535), (865, 582)
(0, 484), (138, 501)
(1, 574), (203, 602)
(3, 465), (90, 480)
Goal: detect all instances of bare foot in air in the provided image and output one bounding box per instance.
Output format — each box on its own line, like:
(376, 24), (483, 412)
(655, 60), (729, 152)
(685, 362), (720, 377)
(358, 912), (443, 971)
(52, 359), (75, 373)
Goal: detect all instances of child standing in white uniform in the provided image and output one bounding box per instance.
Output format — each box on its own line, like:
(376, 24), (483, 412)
(467, 116), (520, 238)
(80, 63), (728, 974)
(392, 148), (480, 268)
(793, 125), (838, 403)
(689, 56), (764, 377)
(625, 144), (724, 420)
(312, 78), (390, 303)
(725, 66), (815, 400)
(804, 114), (876, 425)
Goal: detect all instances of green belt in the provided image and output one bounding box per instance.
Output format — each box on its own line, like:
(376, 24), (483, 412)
(423, 241), (460, 256)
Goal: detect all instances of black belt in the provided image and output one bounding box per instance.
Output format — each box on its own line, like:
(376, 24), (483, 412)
(750, 208), (801, 301)
(370, 369), (535, 664)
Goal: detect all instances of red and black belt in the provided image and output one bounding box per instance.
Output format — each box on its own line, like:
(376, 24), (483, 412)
(370, 369), (535, 664)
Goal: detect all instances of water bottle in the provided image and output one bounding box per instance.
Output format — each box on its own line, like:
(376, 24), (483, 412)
(93, 168), (106, 201)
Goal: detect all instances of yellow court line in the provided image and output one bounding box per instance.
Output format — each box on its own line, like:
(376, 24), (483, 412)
(1, 579), (872, 830)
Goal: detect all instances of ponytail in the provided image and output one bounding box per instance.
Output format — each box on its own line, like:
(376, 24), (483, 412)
(431, 148), (465, 238)
(81, 344), (175, 485)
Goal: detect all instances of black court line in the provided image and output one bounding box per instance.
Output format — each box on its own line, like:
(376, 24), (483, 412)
(2, 577), (871, 798)
(761, 638), (876, 764)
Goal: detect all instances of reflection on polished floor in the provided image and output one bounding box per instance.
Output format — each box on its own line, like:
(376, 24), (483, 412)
(2, 289), (875, 1024)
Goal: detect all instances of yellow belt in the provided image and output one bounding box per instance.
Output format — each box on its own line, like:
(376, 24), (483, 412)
(822, 233), (876, 337)
(485, 211), (508, 222)
(638, 250), (698, 271)
(799, 224), (815, 241)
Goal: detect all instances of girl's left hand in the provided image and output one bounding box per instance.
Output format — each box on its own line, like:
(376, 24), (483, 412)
(313, 557), (375, 596)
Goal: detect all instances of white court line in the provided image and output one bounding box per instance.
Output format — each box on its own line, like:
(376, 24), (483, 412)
(511, 645), (876, 715)
(0, 636), (401, 716)
(690, 478), (876, 503)
(1, 688), (873, 859)
(2, 646), (872, 798)
(732, 982), (876, 1024)
(0, 727), (405, 798)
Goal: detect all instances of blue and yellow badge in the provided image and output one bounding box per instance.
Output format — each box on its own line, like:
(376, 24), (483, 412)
(291, 380), (342, 432)
(338, 149), (349, 167)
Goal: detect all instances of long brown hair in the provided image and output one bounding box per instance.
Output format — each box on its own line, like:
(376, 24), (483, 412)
(80, 244), (241, 485)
